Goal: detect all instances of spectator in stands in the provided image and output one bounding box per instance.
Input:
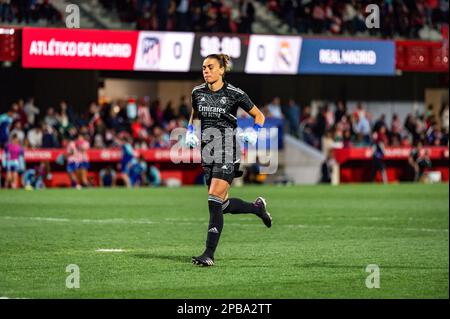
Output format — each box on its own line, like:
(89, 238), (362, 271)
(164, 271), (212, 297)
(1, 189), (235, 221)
(137, 97), (152, 128)
(178, 95), (190, 120)
(370, 127), (388, 184)
(10, 121), (25, 145)
(120, 135), (136, 188)
(150, 99), (164, 127)
(217, 7), (233, 33)
(408, 142), (432, 182)
(300, 115), (319, 148)
(334, 100), (347, 124)
(147, 163), (161, 186)
(0, 0), (13, 23)
(267, 97), (283, 119)
(373, 114), (387, 133)
(23, 161), (51, 190)
(175, 0), (190, 31)
(407, 142), (421, 181)
(104, 128), (117, 148)
(15, 99), (28, 129)
(158, 0), (171, 30)
(354, 112), (371, 146)
(2, 134), (25, 189)
(163, 101), (176, 125)
(150, 126), (170, 148)
(427, 122), (444, 146)
(24, 97), (39, 128)
(440, 103), (449, 134)
(285, 98), (300, 137)
(238, 0), (255, 33)
(76, 133), (90, 187)
(126, 98), (138, 123)
(26, 124), (43, 149)
(41, 124), (59, 148)
(281, 0), (295, 33)
(129, 154), (148, 187)
(417, 148), (433, 181)
(0, 109), (14, 148)
(58, 101), (74, 139)
(44, 107), (59, 129)
(99, 165), (117, 187)
(342, 128), (353, 148)
(322, 129), (336, 156)
(311, 1), (326, 33)
(190, 4), (206, 32)
(320, 150), (336, 184)
(314, 106), (327, 148)
(390, 113), (403, 144)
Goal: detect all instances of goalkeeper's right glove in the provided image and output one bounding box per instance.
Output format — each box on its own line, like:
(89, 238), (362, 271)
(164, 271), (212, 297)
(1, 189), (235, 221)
(185, 124), (199, 148)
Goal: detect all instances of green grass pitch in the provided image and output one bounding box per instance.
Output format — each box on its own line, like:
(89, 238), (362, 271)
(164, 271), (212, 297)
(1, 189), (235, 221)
(0, 183), (448, 299)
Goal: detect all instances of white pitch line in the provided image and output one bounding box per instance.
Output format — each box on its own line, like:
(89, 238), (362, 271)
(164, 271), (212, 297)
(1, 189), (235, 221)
(95, 249), (126, 253)
(0, 216), (448, 233)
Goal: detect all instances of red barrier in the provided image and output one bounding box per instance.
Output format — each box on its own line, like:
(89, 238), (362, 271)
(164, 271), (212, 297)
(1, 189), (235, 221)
(0, 148), (201, 163)
(0, 148), (203, 187)
(333, 147), (449, 183)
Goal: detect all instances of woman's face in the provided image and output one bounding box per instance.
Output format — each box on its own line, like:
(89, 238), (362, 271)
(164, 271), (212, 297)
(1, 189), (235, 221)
(202, 58), (224, 84)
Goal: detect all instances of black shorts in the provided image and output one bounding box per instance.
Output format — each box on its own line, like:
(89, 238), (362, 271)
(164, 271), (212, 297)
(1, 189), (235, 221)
(203, 162), (241, 186)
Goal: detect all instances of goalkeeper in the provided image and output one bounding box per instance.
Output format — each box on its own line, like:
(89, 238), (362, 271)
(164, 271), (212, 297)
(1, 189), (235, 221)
(186, 54), (272, 267)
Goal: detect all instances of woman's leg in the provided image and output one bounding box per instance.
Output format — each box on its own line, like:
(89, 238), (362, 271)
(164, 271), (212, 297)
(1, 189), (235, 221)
(201, 178), (229, 260)
(81, 168), (89, 186)
(11, 172), (18, 189)
(6, 170), (12, 188)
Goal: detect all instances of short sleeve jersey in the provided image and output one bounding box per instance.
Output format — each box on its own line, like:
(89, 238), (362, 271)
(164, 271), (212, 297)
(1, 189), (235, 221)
(191, 81), (254, 164)
(191, 81), (254, 133)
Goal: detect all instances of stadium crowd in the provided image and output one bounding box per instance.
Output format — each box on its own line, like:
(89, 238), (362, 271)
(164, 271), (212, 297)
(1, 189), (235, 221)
(1, 95), (447, 188)
(100, 0), (256, 33)
(0, 96), (191, 150)
(0, 0), (62, 24)
(98, 0), (448, 39)
(1, 95), (448, 154)
(237, 96), (449, 154)
(267, 0), (449, 38)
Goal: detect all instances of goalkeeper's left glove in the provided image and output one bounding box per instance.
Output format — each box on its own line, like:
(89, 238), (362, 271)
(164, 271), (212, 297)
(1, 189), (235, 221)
(239, 123), (262, 146)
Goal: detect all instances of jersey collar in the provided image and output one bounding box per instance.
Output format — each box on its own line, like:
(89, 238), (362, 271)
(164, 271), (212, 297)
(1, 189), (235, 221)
(205, 80), (227, 94)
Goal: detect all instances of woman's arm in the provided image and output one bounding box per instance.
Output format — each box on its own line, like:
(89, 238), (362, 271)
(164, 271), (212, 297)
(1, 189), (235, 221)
(188, 108), (198, 126)
(247, 106), (265, 127)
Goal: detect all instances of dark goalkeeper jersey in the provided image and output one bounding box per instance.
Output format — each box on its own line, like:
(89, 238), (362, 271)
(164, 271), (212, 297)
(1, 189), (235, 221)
(191, 81), (255, 164)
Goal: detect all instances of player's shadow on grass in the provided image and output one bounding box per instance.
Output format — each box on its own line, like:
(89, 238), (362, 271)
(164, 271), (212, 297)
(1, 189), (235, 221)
(131, 253), (187, 262)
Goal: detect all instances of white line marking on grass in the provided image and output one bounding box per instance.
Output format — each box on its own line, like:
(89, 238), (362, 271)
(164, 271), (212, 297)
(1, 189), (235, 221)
(1, 216), (448, 233)
(80, 218), (155, 225)
(1, 216), (70, 222)
(95, 249), (126, 252)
